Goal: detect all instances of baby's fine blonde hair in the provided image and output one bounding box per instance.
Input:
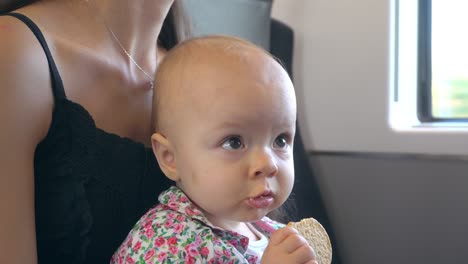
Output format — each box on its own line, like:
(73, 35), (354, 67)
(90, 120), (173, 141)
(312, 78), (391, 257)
(152, 35), (284, 134)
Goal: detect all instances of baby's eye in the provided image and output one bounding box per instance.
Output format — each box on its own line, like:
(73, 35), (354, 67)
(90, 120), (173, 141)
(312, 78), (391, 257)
(273, 134), (289, 149)
(221, 136), (244, 150)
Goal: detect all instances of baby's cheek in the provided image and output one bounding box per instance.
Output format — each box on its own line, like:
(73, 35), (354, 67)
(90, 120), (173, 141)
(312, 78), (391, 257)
(279, 178), (294, 202)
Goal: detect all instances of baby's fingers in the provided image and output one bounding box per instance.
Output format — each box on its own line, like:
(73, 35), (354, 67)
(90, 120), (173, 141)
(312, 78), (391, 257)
(292, 243), (317, 264)
(280, 230), (310, 254)
(269, 226), (300, 246)
(269, 227), (318, 263)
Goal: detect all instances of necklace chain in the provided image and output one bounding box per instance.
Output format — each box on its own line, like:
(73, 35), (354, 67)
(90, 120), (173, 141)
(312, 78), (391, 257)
(94, 5), (155, 90)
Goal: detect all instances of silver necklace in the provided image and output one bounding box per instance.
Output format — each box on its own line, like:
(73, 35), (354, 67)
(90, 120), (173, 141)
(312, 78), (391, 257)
(100, 16), (155, 90)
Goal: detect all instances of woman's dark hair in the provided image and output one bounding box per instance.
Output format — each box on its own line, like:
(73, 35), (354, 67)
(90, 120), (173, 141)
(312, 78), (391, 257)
(0, 0), (191, 49)
(0, 0), (34, 12)
(159, 1), (191, 50)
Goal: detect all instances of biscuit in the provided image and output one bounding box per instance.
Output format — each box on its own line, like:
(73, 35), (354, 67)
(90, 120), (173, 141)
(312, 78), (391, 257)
(288, 218), (332, 264)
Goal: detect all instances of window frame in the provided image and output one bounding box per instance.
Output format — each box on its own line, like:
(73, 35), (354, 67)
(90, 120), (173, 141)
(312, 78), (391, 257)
(417, 0), (432, 121)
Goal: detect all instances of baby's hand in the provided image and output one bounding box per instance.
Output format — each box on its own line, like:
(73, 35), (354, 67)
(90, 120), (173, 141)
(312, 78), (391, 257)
(261, 226), (318, 264)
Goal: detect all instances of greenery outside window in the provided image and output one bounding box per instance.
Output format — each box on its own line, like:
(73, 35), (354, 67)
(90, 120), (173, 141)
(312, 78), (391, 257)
(418, 0), (468, 121)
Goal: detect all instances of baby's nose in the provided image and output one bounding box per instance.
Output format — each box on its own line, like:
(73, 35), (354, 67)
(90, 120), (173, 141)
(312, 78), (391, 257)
(250, 149), (279, 178)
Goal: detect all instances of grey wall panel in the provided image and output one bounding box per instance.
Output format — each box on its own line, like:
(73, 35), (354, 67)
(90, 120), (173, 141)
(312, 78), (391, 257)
(310, 154), (468, 264)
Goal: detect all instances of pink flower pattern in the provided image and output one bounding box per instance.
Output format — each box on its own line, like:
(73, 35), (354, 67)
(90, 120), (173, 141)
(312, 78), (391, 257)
(110, 186), (284, 263)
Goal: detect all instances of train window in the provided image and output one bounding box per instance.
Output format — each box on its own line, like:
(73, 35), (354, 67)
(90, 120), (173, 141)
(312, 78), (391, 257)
(391, 0), (468, 129)
(271, 0), (468, 155)
(418, 0), (468, 122)
(385, 0), (468, 155)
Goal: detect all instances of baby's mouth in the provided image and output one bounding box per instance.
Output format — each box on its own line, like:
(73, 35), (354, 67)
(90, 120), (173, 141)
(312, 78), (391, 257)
(246, 191), (274, 209)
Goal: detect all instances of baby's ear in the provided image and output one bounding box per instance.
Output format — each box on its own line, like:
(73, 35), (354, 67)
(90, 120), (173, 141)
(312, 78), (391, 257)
(151, 133), (179, 181)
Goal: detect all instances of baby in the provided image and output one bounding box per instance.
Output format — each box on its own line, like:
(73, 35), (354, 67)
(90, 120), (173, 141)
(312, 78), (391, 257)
(111, 35), (317, 264)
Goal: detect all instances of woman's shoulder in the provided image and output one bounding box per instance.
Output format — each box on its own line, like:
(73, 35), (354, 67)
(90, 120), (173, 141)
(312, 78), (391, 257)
(0, 13), (54, 136)
(0, 14), (52, 96)
(0, 14), (47, 60)
(0, 13), (54, 134)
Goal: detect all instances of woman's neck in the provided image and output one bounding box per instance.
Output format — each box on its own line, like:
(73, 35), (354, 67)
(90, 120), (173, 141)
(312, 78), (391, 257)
(88, 0), (174, 71)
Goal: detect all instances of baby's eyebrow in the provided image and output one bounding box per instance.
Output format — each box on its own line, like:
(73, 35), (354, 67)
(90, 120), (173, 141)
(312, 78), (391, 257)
(210, 122), (243, 131)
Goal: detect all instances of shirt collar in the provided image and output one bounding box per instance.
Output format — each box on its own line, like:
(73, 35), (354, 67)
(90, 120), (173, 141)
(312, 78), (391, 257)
(158, 186), (279, 255)
(158, 185), (208, 224)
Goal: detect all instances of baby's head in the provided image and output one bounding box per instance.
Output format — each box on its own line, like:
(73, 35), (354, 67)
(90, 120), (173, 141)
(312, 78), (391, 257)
(151, 35), (297, 227)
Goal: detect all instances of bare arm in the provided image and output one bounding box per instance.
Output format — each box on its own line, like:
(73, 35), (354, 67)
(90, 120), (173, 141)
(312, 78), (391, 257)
(0, 16), (54, 264)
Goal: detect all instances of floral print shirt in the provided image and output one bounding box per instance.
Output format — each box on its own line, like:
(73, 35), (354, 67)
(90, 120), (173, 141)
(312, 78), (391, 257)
(111, 186), (284, 264)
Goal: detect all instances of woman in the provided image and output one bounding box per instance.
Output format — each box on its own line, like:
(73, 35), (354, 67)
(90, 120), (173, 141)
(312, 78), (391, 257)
(0, 0), (189, 263)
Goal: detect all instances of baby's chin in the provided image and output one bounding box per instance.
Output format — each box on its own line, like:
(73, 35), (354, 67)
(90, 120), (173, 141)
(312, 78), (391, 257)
(243, 214), (268, 223)
(242, 207), (280, 223)
(205, 203), (283, 225)
(213, 211), (268, 224)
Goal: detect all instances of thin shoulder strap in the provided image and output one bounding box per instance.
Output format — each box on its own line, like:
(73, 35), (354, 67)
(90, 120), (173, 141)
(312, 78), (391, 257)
(2, 13), (66, 100)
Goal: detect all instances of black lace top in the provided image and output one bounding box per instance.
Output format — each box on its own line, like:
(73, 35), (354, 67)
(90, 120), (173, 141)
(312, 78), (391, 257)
(3, 13), (173, 263)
